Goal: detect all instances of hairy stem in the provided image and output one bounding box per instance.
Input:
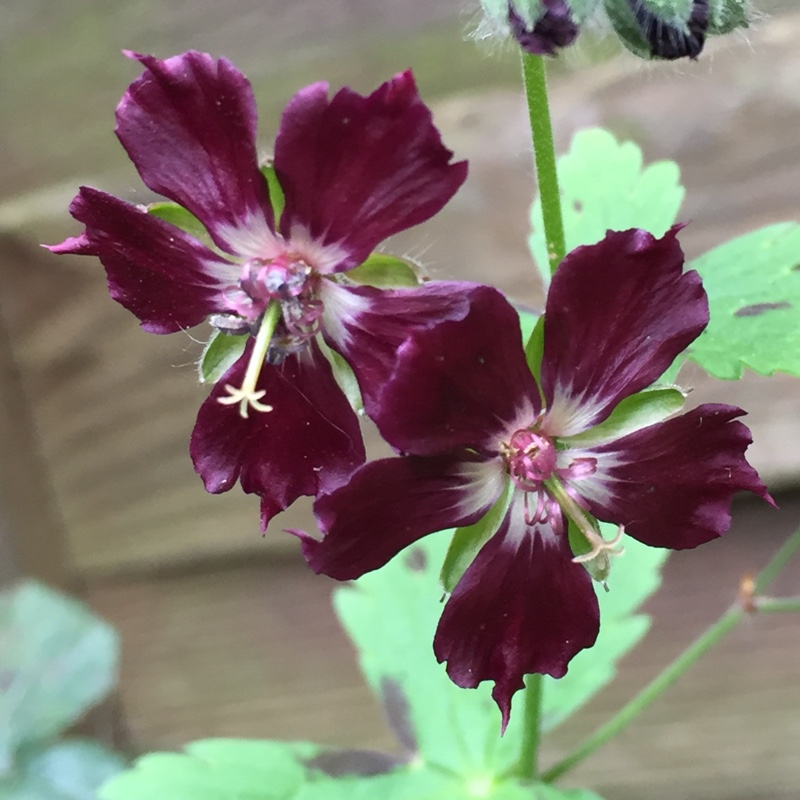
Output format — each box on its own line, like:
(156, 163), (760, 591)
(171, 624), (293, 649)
(518, 673), (543, 780)
(521, 53), (566, 276)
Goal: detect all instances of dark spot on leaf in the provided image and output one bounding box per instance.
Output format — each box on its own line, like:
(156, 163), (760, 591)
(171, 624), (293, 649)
(381, 677), (418, 753)
(793, 263), (800, 271)
(573, 200), (583, 213)
(405, 547), (427, 572)
(305, 749), (403, 777)
(734, 302), (791, 317)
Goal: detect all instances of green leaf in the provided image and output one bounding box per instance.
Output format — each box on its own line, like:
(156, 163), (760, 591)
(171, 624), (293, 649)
(261, 164), (286, 225)
(564, 386), (686, 448)
(687, 223), (800, 378)
(0, 582), (118, 763)
(147, 202), (210, 245)
(198, 331), (248, 384)
(298, 770), (605, 800)
(100, 740), (318, 800)
(529, 128), (684, 286)
(541, 525), (668, 732)
(440, 483), (512, 593)
(334, 534), (525, 779)
(346, 254), (422, 289)
(0, 740), (126, 800)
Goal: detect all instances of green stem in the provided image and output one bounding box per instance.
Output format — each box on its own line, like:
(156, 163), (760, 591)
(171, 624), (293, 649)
(757, 596), (800, 613)
(518, 673), (543, 780)
(521, 53), (566, 275)
(542, 525), (800, 784)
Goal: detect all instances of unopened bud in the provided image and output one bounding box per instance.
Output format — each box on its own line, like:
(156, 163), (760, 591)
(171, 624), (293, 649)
(604, 0), (750, 61)
(478, 1), (598, 56)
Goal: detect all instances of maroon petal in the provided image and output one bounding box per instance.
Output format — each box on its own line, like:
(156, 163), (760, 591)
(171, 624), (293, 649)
(580, 404), (774, 550)
(47, 187), (233, 333)
(433, 496), (599, 731)
(190, 338), (365, 528)
(300, 453), (506, 581)
(274, 72), (467, 270)
(117, 51), (274, 253)
(541, 228), (708, 436)
(365, 285), (540, 456)
(320, 280), (479, 414)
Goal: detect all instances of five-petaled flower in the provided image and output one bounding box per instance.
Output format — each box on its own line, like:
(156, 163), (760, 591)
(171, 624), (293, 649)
(48, 50), (477, 527)
(297, 228), (773, 729)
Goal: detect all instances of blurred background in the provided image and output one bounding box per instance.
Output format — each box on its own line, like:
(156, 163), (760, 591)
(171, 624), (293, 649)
(1, 1), (799, 798)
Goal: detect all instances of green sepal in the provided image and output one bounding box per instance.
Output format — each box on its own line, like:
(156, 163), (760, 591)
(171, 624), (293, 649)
(346, 253), (423, 289)
(564, 386), (687, 448)
(567, 518), (610, 584)
(317, 338), (364, 414)
(440, 481), (513, 593)
(516, 305), (540, 345)
(147, 202), (211, 245)
(198, 331), (248, 384)
(260, 163), (285, 226)
(524, 313), (545, 389)
(707, 0), (750, 34)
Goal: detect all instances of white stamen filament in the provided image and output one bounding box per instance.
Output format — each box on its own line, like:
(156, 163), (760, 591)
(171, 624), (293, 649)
(217, 301), (281, 418)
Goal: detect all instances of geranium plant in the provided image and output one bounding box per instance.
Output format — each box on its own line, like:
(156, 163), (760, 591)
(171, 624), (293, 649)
(47, 1), (800, 797)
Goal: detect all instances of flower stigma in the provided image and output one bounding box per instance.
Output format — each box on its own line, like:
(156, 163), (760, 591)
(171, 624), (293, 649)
(218, 301), (282, 418)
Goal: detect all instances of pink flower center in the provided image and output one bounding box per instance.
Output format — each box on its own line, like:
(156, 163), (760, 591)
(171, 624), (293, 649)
(215, 254), (324, 362)
(503, 427), (599, 533)
(506, 429), (557, 490)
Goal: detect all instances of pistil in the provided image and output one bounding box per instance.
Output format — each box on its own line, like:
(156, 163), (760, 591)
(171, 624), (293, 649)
(544, 476), (625, 569)
(218, 301), (281, 418)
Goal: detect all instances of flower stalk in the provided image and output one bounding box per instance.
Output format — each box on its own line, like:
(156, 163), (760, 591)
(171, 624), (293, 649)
(517, 673), (543, 780)
(521, 53), (566, 276)
(542, 524), (800, 783)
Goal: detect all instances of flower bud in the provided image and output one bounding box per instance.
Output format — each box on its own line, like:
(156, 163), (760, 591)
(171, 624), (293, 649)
(478, 1), (597, 56)
(508, 1), (580, 55)
(603, 0), (750, 61)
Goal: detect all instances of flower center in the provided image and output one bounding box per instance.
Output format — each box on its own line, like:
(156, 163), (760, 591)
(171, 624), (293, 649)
(502, 425), (623, 579)
(506, 429), (557, 490)
(214, 254), (323, 418)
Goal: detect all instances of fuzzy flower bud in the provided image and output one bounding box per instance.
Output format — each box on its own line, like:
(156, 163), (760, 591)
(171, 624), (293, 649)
(477, 0), (593, 55)
(477, 0), (750, 60)
(603, 0), (751, 60)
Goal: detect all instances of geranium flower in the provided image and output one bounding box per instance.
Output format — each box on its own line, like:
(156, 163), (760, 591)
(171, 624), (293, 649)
(48, 51), (474, 527)
(297, 228), (773, 728)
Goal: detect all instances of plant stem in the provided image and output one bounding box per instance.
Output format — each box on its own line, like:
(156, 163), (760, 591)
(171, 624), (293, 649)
(521, 53), (566, 275)
(518, 673), (543, 780)
(542, 525), (800, 784)
(757, 596), (800, 613)
(516, 54), (565, 779)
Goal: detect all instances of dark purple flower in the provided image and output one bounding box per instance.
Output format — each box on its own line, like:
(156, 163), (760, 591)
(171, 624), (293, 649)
(298, 228), (773, 728)
(508, 1), (579, 56)
(48, 51), (473, 527)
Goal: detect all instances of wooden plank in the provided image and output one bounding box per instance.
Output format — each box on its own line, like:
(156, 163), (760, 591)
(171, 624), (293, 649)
(85, 493), (800, 798)
(0, 236), (72, 587)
